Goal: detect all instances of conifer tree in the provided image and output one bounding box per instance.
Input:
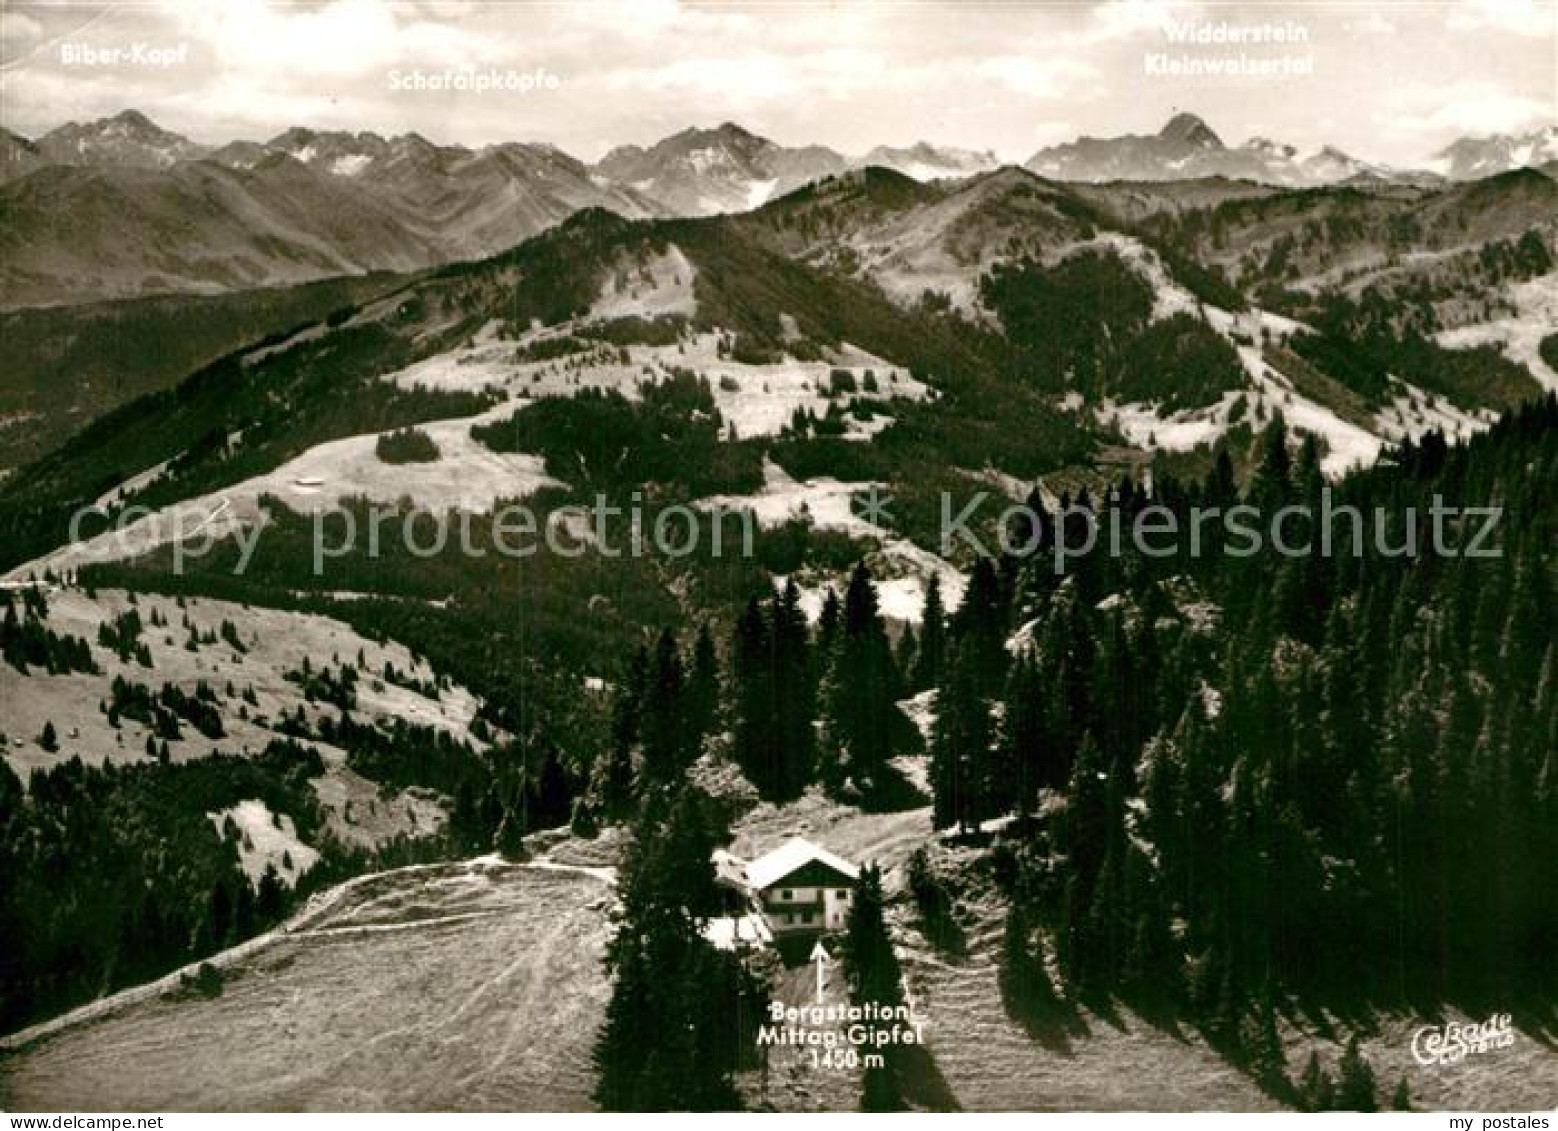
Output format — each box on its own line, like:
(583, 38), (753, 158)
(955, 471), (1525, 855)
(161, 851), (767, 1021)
(1299, 1052), (1334, 1111)
(930, 639), (993, 830)
(641, 628), (687, 780)
(686, 621), (720, 747)
(771, 580), (815, 799)
(994, 650), (1048, 815)
(911, 573), (947, 691)
(594, 786), (763, 1111)
(730, 588), (814, 801)
(598, 649), (645, 821)
(823, 562), (905, 792)
(843, 864), (906, 1111)
(817, 586), (841, 659)
(731, 597), (772, 791)
(1336, 1036), (1378, 1112)
(952, 556), (1008, 689)
(894, 625), (918, 688)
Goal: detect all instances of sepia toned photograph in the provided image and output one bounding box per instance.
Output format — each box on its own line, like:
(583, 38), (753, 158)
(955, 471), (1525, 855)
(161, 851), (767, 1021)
(0, 0), (1554, 1118)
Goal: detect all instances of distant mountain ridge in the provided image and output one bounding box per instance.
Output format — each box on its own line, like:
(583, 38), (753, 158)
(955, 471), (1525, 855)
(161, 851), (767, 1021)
(12, 108), (1552, 189)
(592, 122), (1001, 214)
(0, 113), (1007, 307)
(1024, 112), (1453, 187)
(2, 109), (1552, 307)
(1432, 126), (1558, 181)
(0, 114), (659, 308)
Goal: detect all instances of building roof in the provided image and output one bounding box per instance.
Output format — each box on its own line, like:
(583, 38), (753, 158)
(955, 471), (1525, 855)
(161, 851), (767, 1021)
(745, 837), (860, 891)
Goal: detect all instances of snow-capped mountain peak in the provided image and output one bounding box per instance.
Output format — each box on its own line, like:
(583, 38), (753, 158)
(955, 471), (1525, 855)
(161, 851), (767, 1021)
(593, 123), (847, 215)
(861, 142), (1001, 181)
(1159, 112), (1224, 149)
(35, 110), (208, 170)
(1434, 125), (1558, 180)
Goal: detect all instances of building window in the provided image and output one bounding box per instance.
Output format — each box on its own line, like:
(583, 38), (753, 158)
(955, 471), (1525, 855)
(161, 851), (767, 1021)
(781, 889), (793, 900)
(837, 890), (849, 899)
(802, 911), (814, 924)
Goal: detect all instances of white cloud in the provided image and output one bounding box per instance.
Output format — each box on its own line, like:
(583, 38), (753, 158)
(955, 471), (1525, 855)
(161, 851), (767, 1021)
(165, 0), (494, 78)
(1027, 118), (1076, 146)
(1390, 80), (1552, 136)
(1348, 13), (1398, 36)
(973, 56), (1099, 99)
(598, 47), (1094, 113)
(1083, 0), (1199, 43)
(0, 10), (44, 55)
(600, 50), (889, 106)
(1448, 0), (1554, 39)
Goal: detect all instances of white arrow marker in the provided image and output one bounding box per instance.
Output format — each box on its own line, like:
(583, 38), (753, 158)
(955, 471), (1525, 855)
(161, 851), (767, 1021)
(809, 939), (831, 1004)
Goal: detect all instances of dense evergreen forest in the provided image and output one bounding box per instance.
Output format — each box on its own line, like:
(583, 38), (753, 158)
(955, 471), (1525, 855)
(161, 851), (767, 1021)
(0, 741), (328, 1029)
(952, 400), (1558, 1023)
(589, 397), (1555, 1108)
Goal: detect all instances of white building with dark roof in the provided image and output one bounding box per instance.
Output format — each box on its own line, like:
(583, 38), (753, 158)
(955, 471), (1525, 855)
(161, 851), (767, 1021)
(739, 837), (861, 935)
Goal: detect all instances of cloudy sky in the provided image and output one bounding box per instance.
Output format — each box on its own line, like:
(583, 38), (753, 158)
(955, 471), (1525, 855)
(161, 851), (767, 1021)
(0, 0), (1552, 165)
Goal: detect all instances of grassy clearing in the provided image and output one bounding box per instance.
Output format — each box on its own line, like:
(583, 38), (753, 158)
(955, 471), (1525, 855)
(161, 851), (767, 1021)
(0, 856), (615, 1111)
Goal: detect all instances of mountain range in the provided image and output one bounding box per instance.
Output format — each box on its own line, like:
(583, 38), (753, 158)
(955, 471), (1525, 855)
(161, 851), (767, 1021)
(1060, 116), (1558, 188)
(1431, 126), (1558, 181)
(1024, 112), (1454, 187)
(0, 110), (1552, 308)
(0, 114), (998, 307)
